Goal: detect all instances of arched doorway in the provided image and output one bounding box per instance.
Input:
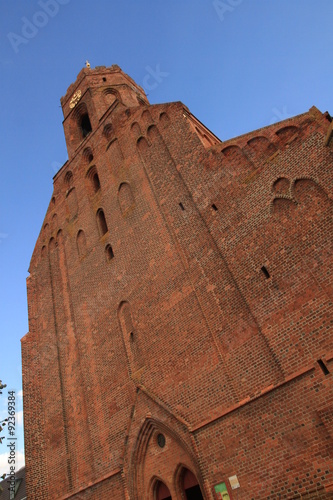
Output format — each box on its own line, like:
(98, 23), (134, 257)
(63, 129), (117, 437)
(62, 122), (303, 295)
(182, 468), (204, 500)
(155, 480), (172, 500)
(127, 417), (205, 500)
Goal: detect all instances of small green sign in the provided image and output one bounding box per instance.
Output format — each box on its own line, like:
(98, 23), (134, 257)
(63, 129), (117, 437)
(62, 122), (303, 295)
(214, 482), (230, 499)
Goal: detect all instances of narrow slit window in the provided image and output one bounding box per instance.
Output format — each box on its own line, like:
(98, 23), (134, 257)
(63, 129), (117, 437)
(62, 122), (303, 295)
(92, 173), (101, 193)
(212, 204), (218, 211)
(105, 244), (114, 261)
(317, 359), (330, 375)
(179, 202), (185, 211)
(261, 266), (270, 279)
(97, 209), (108, 236)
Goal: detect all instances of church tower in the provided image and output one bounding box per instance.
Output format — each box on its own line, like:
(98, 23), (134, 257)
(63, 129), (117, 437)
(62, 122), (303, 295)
(22, 65), (333, 499)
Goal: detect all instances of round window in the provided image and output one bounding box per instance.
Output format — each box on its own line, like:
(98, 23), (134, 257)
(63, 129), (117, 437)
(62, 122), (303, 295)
(157, 433), (166, 448)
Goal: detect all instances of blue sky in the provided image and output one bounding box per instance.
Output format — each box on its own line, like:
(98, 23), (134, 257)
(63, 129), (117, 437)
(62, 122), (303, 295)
(0, 0), (333, 476)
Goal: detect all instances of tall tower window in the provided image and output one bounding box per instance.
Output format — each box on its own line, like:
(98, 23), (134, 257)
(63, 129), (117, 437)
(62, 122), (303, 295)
(80, 113), (92, 138)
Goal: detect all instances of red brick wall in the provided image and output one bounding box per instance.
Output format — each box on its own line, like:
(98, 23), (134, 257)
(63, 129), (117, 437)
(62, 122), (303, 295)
(22, 66), (333, 499)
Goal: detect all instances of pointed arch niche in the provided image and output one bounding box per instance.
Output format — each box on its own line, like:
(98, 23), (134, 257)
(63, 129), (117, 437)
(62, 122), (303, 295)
(127, 418), (204, 500)
(271, 177), (333, 300)
(86, 165), (101, 195)
(118, 182), (135, 216)
(118, 301), (143, 373)
(76, 230), (87, 257)
(103, 87), (120, 108)
(221, 144), (253, 173)
(66, 187), (78, 219)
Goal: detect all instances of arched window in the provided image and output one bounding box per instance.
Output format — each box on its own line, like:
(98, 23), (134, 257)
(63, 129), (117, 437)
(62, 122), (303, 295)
(71, 102), (92, 144)
(96, 209), (108, 236)
(80, 113), (92, 138)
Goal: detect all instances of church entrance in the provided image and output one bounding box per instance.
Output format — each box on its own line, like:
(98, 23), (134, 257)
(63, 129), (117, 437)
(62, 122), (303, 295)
(182, 469), (204, 500)
(156, 480), (172, 500)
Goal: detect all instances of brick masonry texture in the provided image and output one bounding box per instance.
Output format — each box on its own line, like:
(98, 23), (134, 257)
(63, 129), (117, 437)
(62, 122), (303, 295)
(21, 65), (333, 499)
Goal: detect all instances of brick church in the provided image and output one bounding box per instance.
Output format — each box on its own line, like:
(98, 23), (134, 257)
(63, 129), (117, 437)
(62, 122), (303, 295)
(22, 65), (333, 499)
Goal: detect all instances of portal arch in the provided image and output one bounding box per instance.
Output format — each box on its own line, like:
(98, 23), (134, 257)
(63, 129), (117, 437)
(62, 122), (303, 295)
(127, 417), (206, 500)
